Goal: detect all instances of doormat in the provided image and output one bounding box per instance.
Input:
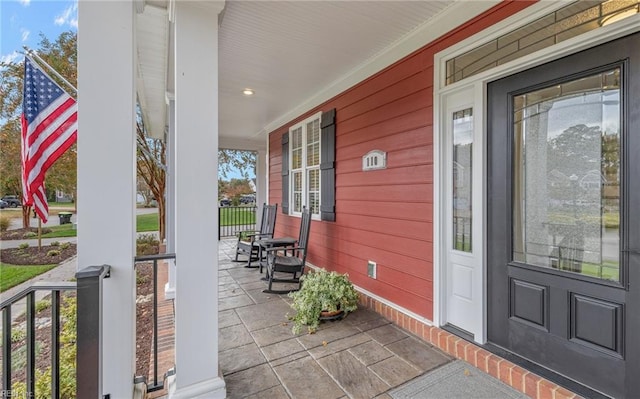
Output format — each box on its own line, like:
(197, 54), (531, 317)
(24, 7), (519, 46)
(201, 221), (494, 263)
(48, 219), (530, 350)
(389, 360), (528, 399)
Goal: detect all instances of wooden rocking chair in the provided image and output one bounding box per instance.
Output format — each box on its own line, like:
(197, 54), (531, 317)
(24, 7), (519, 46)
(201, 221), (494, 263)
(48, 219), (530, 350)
(234, 203), (277, 267)
(263, 207), (312, 294)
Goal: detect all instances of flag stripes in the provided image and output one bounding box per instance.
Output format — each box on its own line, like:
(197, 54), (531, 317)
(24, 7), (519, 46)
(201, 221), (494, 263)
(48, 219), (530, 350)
(21, 55), (77, 223)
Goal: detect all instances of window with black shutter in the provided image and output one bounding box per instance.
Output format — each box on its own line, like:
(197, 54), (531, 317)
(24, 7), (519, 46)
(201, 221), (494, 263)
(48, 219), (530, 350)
(281, 109), (336, 220)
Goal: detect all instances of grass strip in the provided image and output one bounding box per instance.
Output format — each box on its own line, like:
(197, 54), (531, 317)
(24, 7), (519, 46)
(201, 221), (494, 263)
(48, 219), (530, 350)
(0, 263), (56, 292)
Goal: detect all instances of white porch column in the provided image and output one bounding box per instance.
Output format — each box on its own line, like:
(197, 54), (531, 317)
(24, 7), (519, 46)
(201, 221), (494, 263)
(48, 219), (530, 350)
(170, 2), (225, 398)
(165, 97), (176, 299)
(256, 149), (267, 207)
(77, 1), (136, 397)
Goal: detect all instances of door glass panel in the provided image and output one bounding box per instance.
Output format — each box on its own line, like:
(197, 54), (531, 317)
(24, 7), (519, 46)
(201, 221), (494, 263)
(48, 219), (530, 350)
(453, 108), (473, 252)
(512, 69), (621, 281)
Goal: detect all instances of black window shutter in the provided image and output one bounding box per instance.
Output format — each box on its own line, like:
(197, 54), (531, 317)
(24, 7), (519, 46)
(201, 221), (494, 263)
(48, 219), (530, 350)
(281, 132), (290, 214)
(320, 108), (336, 221)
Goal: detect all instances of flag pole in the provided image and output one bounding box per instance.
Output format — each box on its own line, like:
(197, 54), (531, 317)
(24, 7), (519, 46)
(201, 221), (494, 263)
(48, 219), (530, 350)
(22, 46), (77, 96)
(37, 216), (42, 251)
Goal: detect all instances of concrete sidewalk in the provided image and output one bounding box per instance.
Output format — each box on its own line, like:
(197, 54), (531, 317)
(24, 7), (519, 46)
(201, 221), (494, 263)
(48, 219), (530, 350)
(0, 256), (78, 321)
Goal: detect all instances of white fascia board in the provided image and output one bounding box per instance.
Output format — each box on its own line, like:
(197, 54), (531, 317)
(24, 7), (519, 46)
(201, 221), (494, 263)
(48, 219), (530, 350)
(219, 136), (266, 152)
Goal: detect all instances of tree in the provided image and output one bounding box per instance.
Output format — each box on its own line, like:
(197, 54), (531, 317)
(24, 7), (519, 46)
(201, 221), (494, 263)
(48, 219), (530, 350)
(0, 32), (77, 227)
(220, 178), (253, 205)
(218, 149), (256, 179)
(136, 114), (166, 241)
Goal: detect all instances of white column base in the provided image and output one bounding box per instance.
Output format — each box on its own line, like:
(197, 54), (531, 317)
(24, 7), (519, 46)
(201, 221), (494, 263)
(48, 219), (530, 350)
(168, 376), (226, 399)
(164, 282), (176, 300)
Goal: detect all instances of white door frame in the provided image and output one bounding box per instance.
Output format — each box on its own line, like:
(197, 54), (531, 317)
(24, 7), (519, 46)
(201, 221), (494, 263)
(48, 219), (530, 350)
(433, 1), (640, 345)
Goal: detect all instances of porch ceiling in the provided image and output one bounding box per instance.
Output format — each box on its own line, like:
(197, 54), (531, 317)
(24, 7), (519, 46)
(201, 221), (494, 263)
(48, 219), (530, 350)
(136, 1), (460, 144)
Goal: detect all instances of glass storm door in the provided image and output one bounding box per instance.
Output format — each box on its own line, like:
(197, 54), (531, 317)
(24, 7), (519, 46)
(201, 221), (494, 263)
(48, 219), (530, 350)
(487, 32), (640, 398)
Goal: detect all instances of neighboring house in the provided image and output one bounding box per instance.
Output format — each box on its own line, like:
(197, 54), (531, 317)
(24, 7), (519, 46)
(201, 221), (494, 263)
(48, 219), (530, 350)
(55, 189), (74, 203)
(75, 1), (640, 398)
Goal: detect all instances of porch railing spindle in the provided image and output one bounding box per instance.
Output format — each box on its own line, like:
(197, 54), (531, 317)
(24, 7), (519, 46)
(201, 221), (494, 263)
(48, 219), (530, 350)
(26, 292), (36, 395)
(153, 259), (159, 389)
(2, 305), (11, 396)
(51, 290), (61, 399)
(134, 253), (176, 393)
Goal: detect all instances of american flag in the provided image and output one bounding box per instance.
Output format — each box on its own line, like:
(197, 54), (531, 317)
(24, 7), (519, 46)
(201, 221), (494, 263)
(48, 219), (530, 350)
(21, 56), (77, 223)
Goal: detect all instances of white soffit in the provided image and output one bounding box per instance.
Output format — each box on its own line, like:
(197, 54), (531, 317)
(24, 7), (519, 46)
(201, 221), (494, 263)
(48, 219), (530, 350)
(136, 1), (501, 144)
(219, 0), (460, 140)
(136, 4), (169, 139)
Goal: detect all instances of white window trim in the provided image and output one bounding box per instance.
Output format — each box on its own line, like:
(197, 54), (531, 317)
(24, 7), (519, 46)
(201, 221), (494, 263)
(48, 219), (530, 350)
(433, 2), (640, 344)
(289, 111), (322, 219)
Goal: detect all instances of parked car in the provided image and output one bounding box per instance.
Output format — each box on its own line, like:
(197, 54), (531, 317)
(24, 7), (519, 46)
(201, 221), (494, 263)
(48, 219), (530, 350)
(240, 194), (255, 204)
(0, 199), (8, 209)
(219, 198), (231, 207)
(1, 195), (20, 208)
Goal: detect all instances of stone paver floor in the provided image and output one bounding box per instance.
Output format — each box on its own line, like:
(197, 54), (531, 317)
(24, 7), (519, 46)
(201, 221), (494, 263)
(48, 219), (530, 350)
(217, 239), (453, 399)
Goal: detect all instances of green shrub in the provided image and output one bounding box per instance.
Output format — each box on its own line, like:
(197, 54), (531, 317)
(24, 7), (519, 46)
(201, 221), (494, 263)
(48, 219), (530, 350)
(50, 241), (60, 247)
(23, 231), (37, 238)
(11, 342), (43, 370)
(18, 242), (30, 250)
(12, 295), (76, 399)
(136, 234), (159, 255)
(36, 300), (51, 312)
(60, 242), (71, 250)
(288, 269), (359, 334)
(0, 215), (11, 232)
(136, 273), (148, 285)
(47, 249), (61, 257)
(11, 328), (26, 343)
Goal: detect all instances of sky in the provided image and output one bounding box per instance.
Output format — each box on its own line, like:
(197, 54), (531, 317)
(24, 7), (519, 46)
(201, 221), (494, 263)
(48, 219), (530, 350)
(1, 0), (77, 65)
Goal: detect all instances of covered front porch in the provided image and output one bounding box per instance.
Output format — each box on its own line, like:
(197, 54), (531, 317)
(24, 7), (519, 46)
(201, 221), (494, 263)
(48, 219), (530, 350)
(69, 0), (640, 397)
(149, 239), (539, 399)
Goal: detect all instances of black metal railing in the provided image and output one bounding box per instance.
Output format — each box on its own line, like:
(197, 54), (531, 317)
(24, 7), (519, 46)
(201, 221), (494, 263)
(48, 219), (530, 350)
(133, 253), (176, 393)
(1, 264), (110, 399)
(1, 282), (76, 399)
(218, 205), (257, 240)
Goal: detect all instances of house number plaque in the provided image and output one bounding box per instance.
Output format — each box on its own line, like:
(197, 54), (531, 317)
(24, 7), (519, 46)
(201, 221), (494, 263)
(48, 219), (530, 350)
(362, 150), (386, 171)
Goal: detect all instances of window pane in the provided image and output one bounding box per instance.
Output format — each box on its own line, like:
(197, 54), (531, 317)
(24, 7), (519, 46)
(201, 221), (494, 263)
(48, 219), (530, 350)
(306, 118), (320, 167)
(293, 171), (303, 213)
(453, 108), (473, 252)
(291, 127), (303, 169)
(308, 169), (320, 214)
(292, 148), (302, 170)
(512, 69), (620, 282)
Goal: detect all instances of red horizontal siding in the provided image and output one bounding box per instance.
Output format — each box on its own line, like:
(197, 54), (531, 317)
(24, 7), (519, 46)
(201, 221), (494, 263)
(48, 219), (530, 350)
(268, 1), (534, 319)
(339, 109), (431, 148)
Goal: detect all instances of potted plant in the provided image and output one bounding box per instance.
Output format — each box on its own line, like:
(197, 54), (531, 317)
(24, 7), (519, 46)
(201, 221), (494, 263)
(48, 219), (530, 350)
(288, 268), (359, 334)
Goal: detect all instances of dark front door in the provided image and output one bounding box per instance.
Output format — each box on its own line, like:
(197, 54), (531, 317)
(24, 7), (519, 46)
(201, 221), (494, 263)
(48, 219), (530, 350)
(487, 32), (640, 398)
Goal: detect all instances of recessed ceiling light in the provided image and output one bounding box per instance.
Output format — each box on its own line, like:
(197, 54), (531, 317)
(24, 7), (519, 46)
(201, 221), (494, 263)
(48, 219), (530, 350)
(243, 88), (254, 96)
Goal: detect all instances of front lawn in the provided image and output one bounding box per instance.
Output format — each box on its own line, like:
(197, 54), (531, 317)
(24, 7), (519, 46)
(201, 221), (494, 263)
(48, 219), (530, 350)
(137, 213), (159, 232)
(0, 263), (56, 292)
(36, 213), (159, 238)
(220, 207), (256, 226)
(41, 223), (76, 238)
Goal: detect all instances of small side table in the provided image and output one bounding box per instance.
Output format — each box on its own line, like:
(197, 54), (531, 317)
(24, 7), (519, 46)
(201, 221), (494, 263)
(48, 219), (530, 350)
(255, 237), (297, 275)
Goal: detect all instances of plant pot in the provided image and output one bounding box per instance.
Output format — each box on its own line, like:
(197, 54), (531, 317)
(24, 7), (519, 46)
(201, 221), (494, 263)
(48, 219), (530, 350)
(319, 309), (344, 321)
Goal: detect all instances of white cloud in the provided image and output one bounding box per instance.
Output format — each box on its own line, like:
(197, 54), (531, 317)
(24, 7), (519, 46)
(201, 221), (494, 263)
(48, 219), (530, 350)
(21, 28), (30, 42)
(18, 0), (30, 6)
(0, 52), (20, 64)
(54, 2), (78, 28)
